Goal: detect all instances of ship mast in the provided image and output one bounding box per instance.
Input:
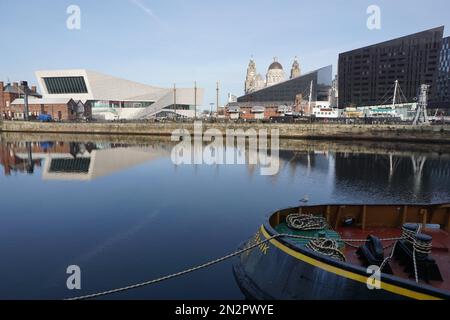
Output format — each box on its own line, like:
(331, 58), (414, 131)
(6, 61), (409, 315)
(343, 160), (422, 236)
(308, 80), (313, 111)
(412, 84), (430, 126)
(392, 80), (399, 107)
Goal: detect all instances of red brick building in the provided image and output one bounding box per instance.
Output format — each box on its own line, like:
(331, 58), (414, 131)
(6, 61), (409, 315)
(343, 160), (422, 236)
(1, 81), (90, 121)
(225, 103), (295, 120)
(0, 82), (37, 116)
(0, 142), (72, 176)
(8, 98), (91, 121)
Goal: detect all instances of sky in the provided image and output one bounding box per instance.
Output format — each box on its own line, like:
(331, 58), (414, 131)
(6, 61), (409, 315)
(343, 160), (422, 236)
(0, 0), (449, 108)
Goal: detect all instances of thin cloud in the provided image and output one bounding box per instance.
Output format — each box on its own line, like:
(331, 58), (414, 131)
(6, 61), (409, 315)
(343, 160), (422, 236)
(129, 0), (165, 27)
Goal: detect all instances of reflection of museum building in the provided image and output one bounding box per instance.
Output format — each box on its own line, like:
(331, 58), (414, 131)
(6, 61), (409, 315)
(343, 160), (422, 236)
(226, 57), (333, 120)
(0, 141), (170, 180)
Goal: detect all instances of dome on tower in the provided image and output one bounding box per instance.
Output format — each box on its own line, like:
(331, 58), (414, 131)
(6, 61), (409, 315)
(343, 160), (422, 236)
(268, 61), (283, 70)
(266, 57), (285, 87)
(268, 57), (283, 70)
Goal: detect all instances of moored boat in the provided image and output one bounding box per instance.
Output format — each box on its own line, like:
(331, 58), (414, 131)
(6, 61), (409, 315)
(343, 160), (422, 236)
(233, 203), (450, 300)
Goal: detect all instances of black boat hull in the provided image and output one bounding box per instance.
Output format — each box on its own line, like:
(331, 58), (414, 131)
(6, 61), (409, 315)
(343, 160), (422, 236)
(233, 225), (449, 300)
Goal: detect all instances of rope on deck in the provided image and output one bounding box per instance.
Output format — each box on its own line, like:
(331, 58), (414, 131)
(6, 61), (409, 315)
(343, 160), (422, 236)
(65, 233), (403, 300)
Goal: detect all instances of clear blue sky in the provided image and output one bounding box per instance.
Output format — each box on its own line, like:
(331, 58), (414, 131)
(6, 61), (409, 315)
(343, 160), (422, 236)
(0, 0), (449, 107)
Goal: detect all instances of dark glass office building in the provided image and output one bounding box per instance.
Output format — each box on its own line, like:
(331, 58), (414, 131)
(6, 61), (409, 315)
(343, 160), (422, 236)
(338, 27), (446, 108)
(437, 36), (450, 108)
(237, 65), (332, 103)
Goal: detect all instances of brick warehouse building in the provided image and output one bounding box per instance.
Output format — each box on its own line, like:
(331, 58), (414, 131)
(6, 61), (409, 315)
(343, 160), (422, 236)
(1, 81), (91, 121)
(0, 81), (40, 115)
(9, 98), (90, 121)
(225, 104), (288, 120)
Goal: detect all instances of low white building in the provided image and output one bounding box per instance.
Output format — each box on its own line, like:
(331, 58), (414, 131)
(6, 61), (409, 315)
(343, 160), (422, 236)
(35, 69), (204, 120)
(312, 102), (342, 118)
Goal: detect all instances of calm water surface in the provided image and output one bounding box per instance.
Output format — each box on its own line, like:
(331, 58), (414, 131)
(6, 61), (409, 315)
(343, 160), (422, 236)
(1, 138), (450, 299)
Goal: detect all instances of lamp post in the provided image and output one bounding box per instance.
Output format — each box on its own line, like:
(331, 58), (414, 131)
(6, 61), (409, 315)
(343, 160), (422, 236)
(194, 81), (197, 121)
(173, 83), (177, 121)
(216, 81), (220, 117)
(210, 103), (214, 118)
(19, 81), (31, 121)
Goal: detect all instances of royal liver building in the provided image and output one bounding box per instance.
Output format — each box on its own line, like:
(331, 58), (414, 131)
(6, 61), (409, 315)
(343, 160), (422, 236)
(245, 57), (301, 94)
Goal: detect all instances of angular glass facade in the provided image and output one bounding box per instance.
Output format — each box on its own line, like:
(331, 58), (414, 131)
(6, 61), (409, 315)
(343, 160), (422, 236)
(43, 77), (88, 94)
(338, 27), (444, 108)
(90, 101), (154, 108)
(437, 36), (450, 108)
(237, 65), (332, 103)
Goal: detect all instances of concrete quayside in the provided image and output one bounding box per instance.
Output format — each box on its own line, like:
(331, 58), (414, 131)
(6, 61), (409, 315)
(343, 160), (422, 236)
(1, 120), (450, 144)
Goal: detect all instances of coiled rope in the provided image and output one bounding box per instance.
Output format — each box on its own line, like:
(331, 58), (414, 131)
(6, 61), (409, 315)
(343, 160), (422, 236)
(66, 232), (403, 300)
(287, 214), (328, 231)
(287, 213), (344, 261)
(402, 224), (433, 283)
(306, 238), (346, 262)
(402, 225), (418, 245)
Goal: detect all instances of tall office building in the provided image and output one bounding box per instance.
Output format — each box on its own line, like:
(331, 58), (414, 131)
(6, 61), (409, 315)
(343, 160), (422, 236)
(437, 36), (450, 109)
(338, 27), (446, 108)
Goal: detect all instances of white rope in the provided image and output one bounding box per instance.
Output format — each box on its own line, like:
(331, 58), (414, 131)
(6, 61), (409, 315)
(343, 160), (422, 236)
(65, 232), (403, 300)
(306, 238), (346, 262)
(287, 214), (328, 231)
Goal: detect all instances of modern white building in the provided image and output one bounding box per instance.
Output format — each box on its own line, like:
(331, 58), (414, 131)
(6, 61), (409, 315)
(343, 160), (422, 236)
(35, 69), (204, 120)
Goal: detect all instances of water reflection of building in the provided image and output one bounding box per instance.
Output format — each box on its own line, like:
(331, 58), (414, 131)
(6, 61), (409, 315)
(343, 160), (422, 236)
(0, 142), (170, 181)
(333, 153), (450, 200)
(2, 140), (450, 199)
(0, 141), (67, 175)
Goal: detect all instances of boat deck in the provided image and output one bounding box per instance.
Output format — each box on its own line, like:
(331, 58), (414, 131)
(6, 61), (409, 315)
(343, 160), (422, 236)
(269, 204), (450, 295)
(337, 225), (450, 292)
(276, 223), (450, 292)
(275, 222), (344, 250)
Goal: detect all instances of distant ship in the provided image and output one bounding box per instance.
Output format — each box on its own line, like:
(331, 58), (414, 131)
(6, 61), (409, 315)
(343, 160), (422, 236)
(233, 203), (450, 300)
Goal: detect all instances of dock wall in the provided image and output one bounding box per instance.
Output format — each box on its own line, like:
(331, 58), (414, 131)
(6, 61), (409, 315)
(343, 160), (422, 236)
(1, 121), (450, 144)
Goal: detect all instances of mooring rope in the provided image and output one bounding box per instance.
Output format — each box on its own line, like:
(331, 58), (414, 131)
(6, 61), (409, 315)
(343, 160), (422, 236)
(287, 214), (328, 231)
(65, 234), (282, 301)
(306, 238), (347, 262)
(65, 233), (403, 300)
(402, 224), (433, 283)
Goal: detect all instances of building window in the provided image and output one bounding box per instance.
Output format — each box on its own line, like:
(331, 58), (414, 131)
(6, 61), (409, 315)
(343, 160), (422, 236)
(44, 77), (88, 94)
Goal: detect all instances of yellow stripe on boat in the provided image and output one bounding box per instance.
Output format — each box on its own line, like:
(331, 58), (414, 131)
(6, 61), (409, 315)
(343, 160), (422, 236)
(260, 226), (442, 301)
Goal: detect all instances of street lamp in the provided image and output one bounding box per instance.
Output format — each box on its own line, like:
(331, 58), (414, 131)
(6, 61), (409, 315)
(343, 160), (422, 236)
(17, 81), (41, 121)
(210, 103), (214, 118)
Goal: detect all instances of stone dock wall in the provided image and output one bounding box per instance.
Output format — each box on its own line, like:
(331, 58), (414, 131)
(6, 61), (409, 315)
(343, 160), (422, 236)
(1, 120), (450, 144)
